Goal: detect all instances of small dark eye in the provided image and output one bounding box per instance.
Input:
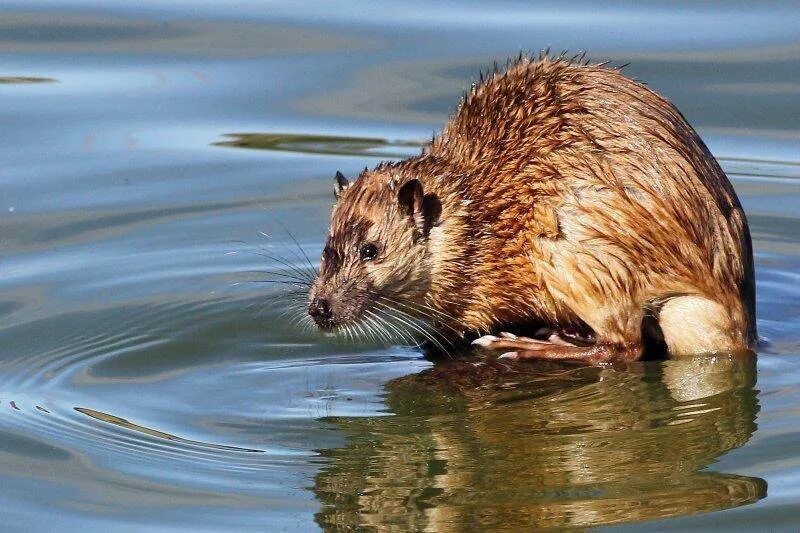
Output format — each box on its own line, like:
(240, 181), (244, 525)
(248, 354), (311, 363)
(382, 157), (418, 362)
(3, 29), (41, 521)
(359, 243), (378, 261)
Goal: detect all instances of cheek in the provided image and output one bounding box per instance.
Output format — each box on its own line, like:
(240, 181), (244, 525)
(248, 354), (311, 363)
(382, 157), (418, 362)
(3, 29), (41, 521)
(365, 262), (391, 287)
(335, 259), (364, 285)
(368, 249), (421, 288)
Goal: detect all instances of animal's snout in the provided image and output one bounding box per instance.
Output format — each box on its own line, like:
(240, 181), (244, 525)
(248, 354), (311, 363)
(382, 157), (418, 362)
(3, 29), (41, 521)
(308, 297), (333, 326)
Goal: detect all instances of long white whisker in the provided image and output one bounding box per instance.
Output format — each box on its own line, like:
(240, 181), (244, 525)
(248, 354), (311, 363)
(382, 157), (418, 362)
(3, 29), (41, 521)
(374, 301), (449, 355)
(362, 310), (383, 343)
(368, 307), (411, 347)
(230, 240), (315, 283)
(376, 307), (419, 348)
(240, 270), (313, 284)
(278, 222), (320, 278)
(375, 295), (463, 339)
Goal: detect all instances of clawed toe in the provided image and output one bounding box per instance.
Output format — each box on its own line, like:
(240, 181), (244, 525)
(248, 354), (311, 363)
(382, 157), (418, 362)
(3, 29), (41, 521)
(472, 332), (521, 346)
(472, 334), (546, 352)
(547, 333), (577, 347)
(471, 335), (499, 347)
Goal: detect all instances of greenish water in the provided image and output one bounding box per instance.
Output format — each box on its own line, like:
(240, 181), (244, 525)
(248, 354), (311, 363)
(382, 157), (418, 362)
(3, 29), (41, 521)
(1, 1), (799, 531)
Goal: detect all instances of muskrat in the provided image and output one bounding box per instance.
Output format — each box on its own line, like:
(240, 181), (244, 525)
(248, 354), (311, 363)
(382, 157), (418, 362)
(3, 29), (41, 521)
(307, 54), (757, 363)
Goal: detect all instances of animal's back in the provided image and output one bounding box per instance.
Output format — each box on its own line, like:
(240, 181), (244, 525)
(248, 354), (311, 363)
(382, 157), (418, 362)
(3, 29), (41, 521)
(429, 56), (756, 356)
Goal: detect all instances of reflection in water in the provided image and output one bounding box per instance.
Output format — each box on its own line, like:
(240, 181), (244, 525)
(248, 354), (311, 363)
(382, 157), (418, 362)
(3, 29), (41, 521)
(215, 133), (420, 159)
(0, 76), (55, 84)
(314, 355), (765, 530)
(0, 11), (367, 57)
(75, 407), (263, 453)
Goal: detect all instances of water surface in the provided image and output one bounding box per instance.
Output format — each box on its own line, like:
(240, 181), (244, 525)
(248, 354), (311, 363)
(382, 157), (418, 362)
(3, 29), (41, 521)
(1, 1), (799, 531)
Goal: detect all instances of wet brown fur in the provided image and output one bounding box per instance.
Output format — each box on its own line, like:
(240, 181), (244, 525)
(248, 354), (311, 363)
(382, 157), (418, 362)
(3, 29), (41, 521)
(311, 54), (757, 361)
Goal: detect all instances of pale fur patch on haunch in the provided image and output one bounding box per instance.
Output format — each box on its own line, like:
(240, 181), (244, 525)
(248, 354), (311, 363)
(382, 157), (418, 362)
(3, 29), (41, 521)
(314, 54), (757, 361)
(658, 295), (745, 355)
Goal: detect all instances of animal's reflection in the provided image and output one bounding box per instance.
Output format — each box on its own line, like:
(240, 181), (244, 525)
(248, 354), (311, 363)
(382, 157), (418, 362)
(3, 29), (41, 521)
(314, 354), (765, 530)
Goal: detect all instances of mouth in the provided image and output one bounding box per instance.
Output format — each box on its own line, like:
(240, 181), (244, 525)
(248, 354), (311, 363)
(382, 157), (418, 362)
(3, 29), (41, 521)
(310, 308), (366, 332)
(308, 291), (368, 332)
(311, 315), (338, 330)
(308, 304), (364, 332)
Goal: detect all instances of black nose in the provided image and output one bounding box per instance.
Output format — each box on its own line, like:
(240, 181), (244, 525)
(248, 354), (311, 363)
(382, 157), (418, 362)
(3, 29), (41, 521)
(308, 298), (332, 321)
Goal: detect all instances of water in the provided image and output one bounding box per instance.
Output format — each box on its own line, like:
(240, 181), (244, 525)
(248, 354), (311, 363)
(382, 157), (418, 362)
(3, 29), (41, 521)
(1, 1), (799, 530)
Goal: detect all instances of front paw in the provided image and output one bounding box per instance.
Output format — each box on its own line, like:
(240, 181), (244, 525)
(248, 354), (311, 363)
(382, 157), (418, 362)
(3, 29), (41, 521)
(471, 332), (550, 352)
(471, 331), (610, 363)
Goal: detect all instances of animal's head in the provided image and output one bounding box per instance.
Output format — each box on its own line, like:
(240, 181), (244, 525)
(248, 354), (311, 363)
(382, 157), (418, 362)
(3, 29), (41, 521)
(308, 167), (442, 332)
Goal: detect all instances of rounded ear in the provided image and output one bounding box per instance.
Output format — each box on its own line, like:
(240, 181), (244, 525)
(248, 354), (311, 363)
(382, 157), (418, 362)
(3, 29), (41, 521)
(397, 179), (441, 239)
(421, 193), (442, 237)
(397, 179), (423, 218)
(333, 171), (350, 199)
